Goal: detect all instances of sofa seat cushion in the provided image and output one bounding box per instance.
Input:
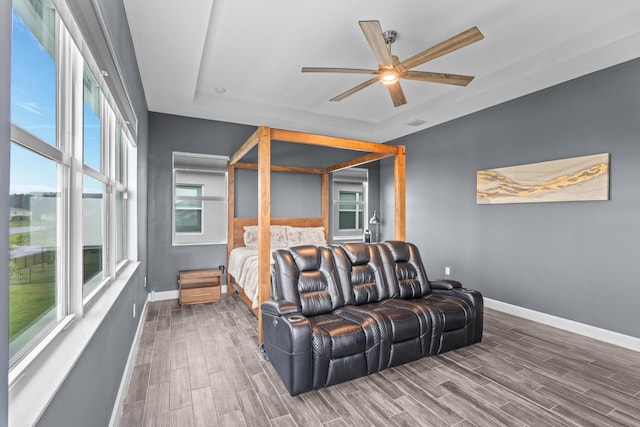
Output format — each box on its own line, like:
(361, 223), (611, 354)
(309, 314), (369, 388)
(357, 304), (419, 343)
(310, 314), (366, 358)
(380, 299), (434, 356)
(423, 294), (473, 332)
(383, 295), (473, 355)
(336, 303), (425, 369)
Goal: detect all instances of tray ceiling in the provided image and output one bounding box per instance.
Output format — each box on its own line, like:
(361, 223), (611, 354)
(124, 0), (640, 142)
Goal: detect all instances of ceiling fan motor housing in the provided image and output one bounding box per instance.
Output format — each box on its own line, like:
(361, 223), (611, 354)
(383, 30), (397, 45)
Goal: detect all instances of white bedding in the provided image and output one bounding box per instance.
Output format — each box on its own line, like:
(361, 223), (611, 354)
(228, 225), (327, 309)
(228, 247), (275, 309)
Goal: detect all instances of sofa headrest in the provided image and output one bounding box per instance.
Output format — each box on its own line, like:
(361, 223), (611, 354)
(384, 241), (410, 263)
(340, 243), (370, 265)
(289, 245), (322, 272)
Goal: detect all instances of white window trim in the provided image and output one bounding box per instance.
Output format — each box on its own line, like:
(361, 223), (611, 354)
(172, 152), (229, 246)
(331, 168), (369, 241)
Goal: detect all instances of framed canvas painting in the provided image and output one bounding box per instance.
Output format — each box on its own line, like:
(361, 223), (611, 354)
(477, 153), (609, 204)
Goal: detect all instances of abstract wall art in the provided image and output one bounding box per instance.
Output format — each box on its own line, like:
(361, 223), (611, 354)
(477, 153), (609, 204)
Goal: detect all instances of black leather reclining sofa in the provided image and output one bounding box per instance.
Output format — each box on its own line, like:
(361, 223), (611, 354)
(262, 241), (483, 396)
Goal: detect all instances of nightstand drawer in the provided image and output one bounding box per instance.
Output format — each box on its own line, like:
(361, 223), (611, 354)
(180, 272), (220, 285)
(179, 285), (220, 305)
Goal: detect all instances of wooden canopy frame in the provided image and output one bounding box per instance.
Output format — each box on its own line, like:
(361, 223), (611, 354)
(228, 126), (406, 342)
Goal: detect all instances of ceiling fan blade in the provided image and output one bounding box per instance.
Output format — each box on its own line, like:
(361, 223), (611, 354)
(386, 82), (407, 107)
(401, 26), (484, 70)
(330, 77), (380, 102)
(302, 67), (379, 75)
(359, 20), (393, 67)
(403, 71), (475, 86)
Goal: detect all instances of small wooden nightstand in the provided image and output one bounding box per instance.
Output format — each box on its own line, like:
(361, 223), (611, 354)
(178, 268), (221, 305)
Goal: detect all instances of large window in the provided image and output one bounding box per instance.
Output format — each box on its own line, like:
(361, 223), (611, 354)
(175, 185), (203, 233)
(8, 0), (133, 368)
(9, 0), (61, 366)
(81, 65), (107, 298)
(10, 0), (56, 147)
(332, 168), (368, 240)
(338, 190), (365, 230)
(172, 152), (228, 246)
(83, 66), (102, 172)
(8, 143), (62, 363)
(82, 174), (104, 296)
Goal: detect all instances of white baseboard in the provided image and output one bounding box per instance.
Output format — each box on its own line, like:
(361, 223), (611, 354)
(150, 290), (179, 302)
(149, 285), (228, 302)
(484, 298), (640, 353)
(109, 299), (148, 427)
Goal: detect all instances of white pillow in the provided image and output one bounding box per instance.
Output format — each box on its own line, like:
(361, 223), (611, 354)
(243, 226), (258, 249)
(287, 226), (326, 247)
(270, 225), (289, 248)
(243, 225), (289, 249)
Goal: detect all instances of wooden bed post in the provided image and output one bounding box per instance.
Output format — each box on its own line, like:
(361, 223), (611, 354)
(227, 163), (235, 294)
(394, 146), (406, 241)
(257, 126), (271, 344)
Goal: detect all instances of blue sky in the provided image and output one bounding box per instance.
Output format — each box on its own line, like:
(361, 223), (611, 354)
(10, 8), (102, 195)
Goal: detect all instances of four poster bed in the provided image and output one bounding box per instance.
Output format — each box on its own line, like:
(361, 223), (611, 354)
(226, 126), (406, 342)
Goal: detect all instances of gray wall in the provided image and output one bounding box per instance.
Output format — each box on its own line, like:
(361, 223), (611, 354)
(1, 0), (12, 422)
(148, 113), (380, 292)
(34, 0), (150, 425)
(147, 113), (253, 292)
(381, 58), (640, 338)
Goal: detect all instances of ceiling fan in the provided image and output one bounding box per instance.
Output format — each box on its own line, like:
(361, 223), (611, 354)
(302, 21), (484, 107)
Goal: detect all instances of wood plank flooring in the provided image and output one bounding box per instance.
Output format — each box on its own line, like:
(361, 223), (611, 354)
(119, 294), (640, 426)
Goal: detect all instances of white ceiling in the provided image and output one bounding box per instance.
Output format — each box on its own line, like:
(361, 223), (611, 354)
(123, 0), (640, 143)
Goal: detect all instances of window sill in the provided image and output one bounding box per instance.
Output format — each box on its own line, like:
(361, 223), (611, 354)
(332, 236), (365, 242)
(8, 261), (140, 427)
(171, 241), (227, 247)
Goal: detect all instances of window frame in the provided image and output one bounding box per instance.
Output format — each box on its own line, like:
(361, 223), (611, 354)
(337, 189), (365, 232)
(113, 121), (129, 272)
(175, 184), (204, 234)
(331, 168), (369, 241)
(171, 152), (229, 246)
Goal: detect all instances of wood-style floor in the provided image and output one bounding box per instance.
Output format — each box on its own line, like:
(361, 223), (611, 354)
(119, 294), (640, 427)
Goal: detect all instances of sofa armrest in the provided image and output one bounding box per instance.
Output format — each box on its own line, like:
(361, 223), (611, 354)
(430, 279), (462, 290)
(261, 301), (312, 396)
(262, 299), (300, 316)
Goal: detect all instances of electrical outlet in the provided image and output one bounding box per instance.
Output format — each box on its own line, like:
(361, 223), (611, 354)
(133, 303), (136, 318)
(445, 266), (451, 276)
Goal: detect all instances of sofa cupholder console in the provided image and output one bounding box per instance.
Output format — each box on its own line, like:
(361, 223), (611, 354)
(262, 241), (483, 396)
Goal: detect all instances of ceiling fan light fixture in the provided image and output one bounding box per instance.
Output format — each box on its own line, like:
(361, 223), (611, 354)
(302, 21), (482, 107)
(381, 71), (398, 85)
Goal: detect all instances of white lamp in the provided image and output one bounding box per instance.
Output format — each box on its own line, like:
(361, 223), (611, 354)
(369, 211), (381, 242)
